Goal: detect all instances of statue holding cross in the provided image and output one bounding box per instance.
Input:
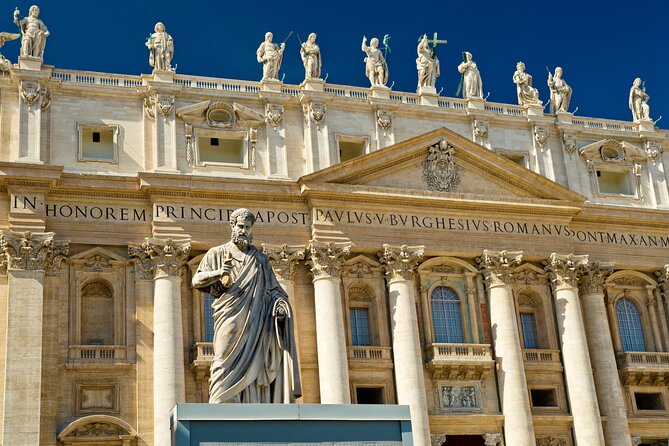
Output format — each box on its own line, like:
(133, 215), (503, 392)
(416, 33), (445, 90)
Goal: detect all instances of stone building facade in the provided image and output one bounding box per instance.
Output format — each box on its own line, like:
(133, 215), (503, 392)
(0, 55), (668, 446)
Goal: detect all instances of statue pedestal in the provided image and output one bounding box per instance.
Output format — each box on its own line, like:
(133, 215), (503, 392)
(171, 403), (412, 445)
(556, 111), (572, 124)
(418, 86), (438, 106)
(638, 119), (655, 132)
(370, 85), (390, 100)
(152, 69), (175, 83)
(525, 103), (544, 117)
(261, 78), (283, 93)
(300, 78), (324, 92)
(18, 56), (42, 71)
(466, 97), (485, 111)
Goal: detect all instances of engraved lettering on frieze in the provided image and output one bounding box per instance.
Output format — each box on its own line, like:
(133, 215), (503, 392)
(534, 125), (548, 149)
(474, 119), (488, 143)
(379, 244), (424, 282)
(20, 81), (41, 107)
(646, 141), (663, 163)
(440, 384), (479, 409)
(307, 240), (350, 280)
(430, 265), (453, 274)
(185, 123), (193, 167)
(157, 94), (175, 119)
(265, 103), (284, 130)
(537, 437), (568, 446)
(578, 262), (613, 295)
(0, 230), (69, 275)
(422, 138), (461, 192)
(128, 238), (190, 279)
(544, 253), (588, 289)
(477, 250), (522, 287)
(143, 96), (155, 120)
(262, 244), (305, 281)
(482, 432), (503, 446)
(376, 109), (392, 135)
(562, 133), (577, 154)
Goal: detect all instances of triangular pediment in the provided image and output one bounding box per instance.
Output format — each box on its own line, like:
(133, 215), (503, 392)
(70, 246), (126, 262)
(300, 128), (585, 205)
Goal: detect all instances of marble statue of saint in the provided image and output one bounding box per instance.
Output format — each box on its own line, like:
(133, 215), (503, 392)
(13, 5), (49, 59)
(361, 36), (388, 87)
(0, 32), (20, 71)
(257, 32), (285, 80)
(513, 62), (541, 105)
(457, 52), (483, 99)
(416, 35), (439, 89)
(300, 33), (321, 79)
(547, 67), (572, 113)
(629, 78), (651, 122)
(192, 208), (301, 403)
(145, 22), (174, 71)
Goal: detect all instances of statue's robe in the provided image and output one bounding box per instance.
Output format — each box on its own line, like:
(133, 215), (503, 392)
(194, 241), (301, 403)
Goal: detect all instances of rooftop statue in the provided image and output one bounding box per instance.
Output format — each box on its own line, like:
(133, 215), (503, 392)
(416, 34), (440, 89)
(457, 52), (483, 99)
(547, 67), (572, 113)
(513, 62), (541, 106)
(146, 22), (174, 71)
(361, 36), (388, 87)
(257, 32), (285, 81)
(13, 5), (49, 59)
(300, 33), (321, 80)
(192, 208), (301, 403)
(629, 78), (651, 122)
(0, 32), (20, 71)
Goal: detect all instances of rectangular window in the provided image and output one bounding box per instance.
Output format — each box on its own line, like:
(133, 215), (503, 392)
(530, 388), (557, 407)
(520, 313), (539, 349)
(596, 170), (632, 195)
(197, 133), (246, 165)
(635, 392), (664, 411)
(92, 132), (101, 143)
(355, 387), (384, 404)
(502, 153), (528, 169)
(350, 308), (371, 346)
(336, 134), (369, 163)
(203, 293), (215, 343)
(78, 124), (119, 163)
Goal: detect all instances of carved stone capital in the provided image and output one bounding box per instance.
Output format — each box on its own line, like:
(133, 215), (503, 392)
(307, 240), (350, 280)
(156, 94), (175, 118)
(544, 253), (588, 289)
(476, 250), (522, 287)
(578, 261), (614, 296)
(655, 265), (669, 298)
(378, 244), (424, 282)
(482, 432), (503, 446)
(431, 433), (447, 446)
(631, 437), (641, 446)
(128, 238), (190, 280)
(0, 231), (69, 275)
(262, 244), (306, 281)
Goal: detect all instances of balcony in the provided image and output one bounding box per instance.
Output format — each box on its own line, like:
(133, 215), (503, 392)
(67, 345), (127, 364)
(425, 343), (494, 380)
(191, 342), (214, 381)
(617, 352), (669, 386)
(347, 346), (393, 370)
(523, 349), (562, 371)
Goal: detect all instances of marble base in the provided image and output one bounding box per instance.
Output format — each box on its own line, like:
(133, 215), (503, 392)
(556, 111), (573, 124)
(261, 78), (282, 93)
(152, 69), (175, 83)
(524, 103), (544, 117)
(370, 85), (391, 99)
(418, 86), (438, 106)
(466, 97), (485, 110)
(638, 119), (655, 132)
(18, 56), (42, 71)
(300, 78), (324, 92)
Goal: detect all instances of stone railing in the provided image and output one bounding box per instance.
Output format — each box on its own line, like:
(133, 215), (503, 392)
(428, 343), (493, 361)
(52, 69), (142, 88)
(324, 84), (370, 100)
(617, 351), (669, 369)
(484, 101), (526, 117)
(425, 343), (494, 380)
(523, 348), (561, 365)
(572, 117), (637, 132)
(68, 345), (127, 361)
(174, 75), (261, 93)
(193, 342), (214, 362)
(347, 345), (392, 361)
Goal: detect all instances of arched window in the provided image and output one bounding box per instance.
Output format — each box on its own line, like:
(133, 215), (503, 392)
(203, 293), (215, 343)
(616, 298), (646, 352)
(80, 280), (114, 345)
(431, 286), (464, 343)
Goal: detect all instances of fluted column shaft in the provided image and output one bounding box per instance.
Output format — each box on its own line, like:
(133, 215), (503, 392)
(309, 241), (351, 403)
(0, 231), (67, 446)
(131, 238), (190, 446)
(545, 254), (605, 446)
(580, 263), (631, 446)
(380, 245), (429, 446)
(478, 250), (535, 446)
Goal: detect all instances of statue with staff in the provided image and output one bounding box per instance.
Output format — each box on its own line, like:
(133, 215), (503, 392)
(416, 32), (445, 90)
(456, 51), (483, 99)
(145, 22), (174, 71)
(361, 35), (389, 87)
(257, 31), (291, 81)
(299, 32), (321, 80)
(13, 5), (49, 59)
(547, 66), (572, 113)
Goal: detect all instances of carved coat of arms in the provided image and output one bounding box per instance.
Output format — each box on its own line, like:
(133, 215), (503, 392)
(422, 139), (461, 192)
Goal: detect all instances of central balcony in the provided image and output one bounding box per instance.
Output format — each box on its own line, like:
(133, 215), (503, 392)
(617, 351), (669, 386)
(347, 346), (393, 370)
(425, 343), (494, 380)
(523, 349), (563, 372)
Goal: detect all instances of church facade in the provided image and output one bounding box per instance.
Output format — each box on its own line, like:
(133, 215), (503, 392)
(0, 49), (668, 446)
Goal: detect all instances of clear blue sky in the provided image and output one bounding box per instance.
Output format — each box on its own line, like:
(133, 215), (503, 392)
(5, 0), (668, 123)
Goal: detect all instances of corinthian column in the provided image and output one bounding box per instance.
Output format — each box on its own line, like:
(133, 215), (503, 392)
(263, 244), (306, 308)
(130, 238), (190, 446)
(579, 262), (631, 446)
(0, 231), (68, 446)
(477, 250), (535, 446)
(379, 244), (429, 446)
(545, 253), (605, 446)
(308, 240), (351, 403)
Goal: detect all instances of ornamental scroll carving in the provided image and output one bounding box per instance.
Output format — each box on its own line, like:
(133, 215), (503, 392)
(303, 102), (326, 128)
(543, 253), (588, 289)
(265, 103), (284, 130)
(431, 434), (447, 446)
(422, 138), (461, 192)
(307, 240), (350, 280)
(0, 230), (69, 275)
(376, 110), (392, 135)
(562, 133), (577, 154)
(20, 81), (41, 107)
(482, 433), (503, 446)
(262, 244), (305, 281)
(378, 244), (424, 282)
(476, 250), (522, 287)
(156, 94), (175, 118)
(474, 119), (488, 143)
(128, 238), (190, 279)
(537, 437), (567, 446)
(578, 262), (613, 296)
(534, 125), (548, 149)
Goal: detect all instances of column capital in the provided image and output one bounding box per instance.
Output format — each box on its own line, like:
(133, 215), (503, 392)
(544, 253), (588, 289)
(430, 434), (447, 446)
(128, 238), (190, 280)
(307, 240), (350, 280)
(476, 250), (522, 287)
(0, 230), (69, 276)
(262, 243), (306, 281)
(482, 432), (503, 446)
(578, 261), (614, 296)
(378, 244), (424, 282)
(631, 437), (641, 446)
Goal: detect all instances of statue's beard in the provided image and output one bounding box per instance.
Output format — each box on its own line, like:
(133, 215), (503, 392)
(232, 232), (252, 249)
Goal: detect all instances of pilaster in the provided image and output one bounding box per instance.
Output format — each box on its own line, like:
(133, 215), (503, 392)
(301, 99), (330, 172)
(12, 67), (51, 163)
(144, 81), (181, 172)
(378, 244), (429, 446)
(307, 240), (351, 403)
(264, 103), (289, 178)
